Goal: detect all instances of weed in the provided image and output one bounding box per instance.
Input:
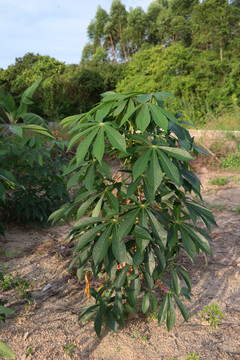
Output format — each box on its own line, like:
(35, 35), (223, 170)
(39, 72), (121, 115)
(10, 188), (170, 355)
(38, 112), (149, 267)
(140, 336), (148, 342)
(147, 311), (158, 321)
(236, 205), (240, 214)
(131, 329), (138, 339)
(200, 302), (226, 329)
(116, 347), (120, 352)
(15, 278), (30, 298)
(25, 345), (34, 356)
(64, 344), (74, 357)
(209, 177), (228, 186)
(185, 353), (200, 360)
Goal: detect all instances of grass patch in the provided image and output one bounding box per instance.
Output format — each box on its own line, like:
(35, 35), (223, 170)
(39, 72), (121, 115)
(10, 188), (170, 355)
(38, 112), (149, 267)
(220, 152), (240, 168)
(209, 177), (228, 186)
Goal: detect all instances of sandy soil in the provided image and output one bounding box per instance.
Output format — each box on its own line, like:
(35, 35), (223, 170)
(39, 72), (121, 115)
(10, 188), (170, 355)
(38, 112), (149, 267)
(0, 168), (240, 360)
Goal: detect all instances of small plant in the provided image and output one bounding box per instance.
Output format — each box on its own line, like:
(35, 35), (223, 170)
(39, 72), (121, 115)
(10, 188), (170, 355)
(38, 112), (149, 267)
(131, 329), (138, 339)
(200, 302), (226, 329)
(147, 311), (158, 321)
(209, 177), (228, 186)
(236, 205), (240, 214)
(25, 345), (34, 357)
(64, 344), (74, 357)
(116, 347), (120, 352)
(185, 353), (200, 360)
(15, 278), (30, 298)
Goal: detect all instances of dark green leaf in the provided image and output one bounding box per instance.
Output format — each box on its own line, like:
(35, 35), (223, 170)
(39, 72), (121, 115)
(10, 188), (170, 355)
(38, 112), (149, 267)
(152, 244), (166, 272)
(142, 293), (150, 314)
(170, 268), (181, 296)
(112, 226), (127, 265)
(132, 149), (151, 181)
(94, 312), (102, 337)
(150, 292), (158, 312)
(9, 125), (22, 138)
(179, 226), (196, 261)
(148, 150), (163, 193)
(166, 296), (176, 331)
(93, 126), (105, 163)
(76, 128), (98, 164)
(160, 146), (193, 161)
(149, 103), (168, 131)
(173, 295), (188, 322)
(106, 309), (118, 333)
(84, 164), (95, 191)
(105, 125), (126, 152)
(158, 295), (168, 325)
(157, 150), (181, 186)
(147, 210), (167, 249)
(136, 104), (151, 132)
(114, 265), (130, 288)
(74, 223), (106, 254)
(119, 208), (140, 240)
(92, 225), (112, 265)
(175, 267), (191, 292)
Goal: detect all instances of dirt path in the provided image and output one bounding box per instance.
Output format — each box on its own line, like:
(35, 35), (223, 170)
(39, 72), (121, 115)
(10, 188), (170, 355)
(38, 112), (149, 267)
(1, 169), (240, 360)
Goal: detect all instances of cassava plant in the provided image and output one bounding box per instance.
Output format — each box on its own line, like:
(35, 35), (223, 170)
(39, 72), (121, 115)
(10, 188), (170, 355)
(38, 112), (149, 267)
(50, 91), (216, 336)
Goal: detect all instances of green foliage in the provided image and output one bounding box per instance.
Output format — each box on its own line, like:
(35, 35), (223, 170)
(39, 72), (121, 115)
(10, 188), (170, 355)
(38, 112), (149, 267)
(51, 91), (215, 336)
(209, 177), (228, 186)
(200, 302), (226, 329)
(220, 152), (240, 168)
(0, 135), (69, 225)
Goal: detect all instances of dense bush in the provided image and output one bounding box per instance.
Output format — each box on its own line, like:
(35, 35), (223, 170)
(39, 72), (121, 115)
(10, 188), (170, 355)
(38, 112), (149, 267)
(0, 134), (69, 226)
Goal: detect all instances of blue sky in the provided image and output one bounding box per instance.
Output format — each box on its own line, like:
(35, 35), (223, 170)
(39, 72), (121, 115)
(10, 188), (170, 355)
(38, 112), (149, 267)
(0, 0), (153, 69)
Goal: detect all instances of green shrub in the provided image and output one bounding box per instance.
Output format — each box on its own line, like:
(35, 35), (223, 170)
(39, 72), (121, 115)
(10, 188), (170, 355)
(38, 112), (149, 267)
(0, 135), (69, 225)
(50, 91), (215, 336)
(209, 177), (228, 186)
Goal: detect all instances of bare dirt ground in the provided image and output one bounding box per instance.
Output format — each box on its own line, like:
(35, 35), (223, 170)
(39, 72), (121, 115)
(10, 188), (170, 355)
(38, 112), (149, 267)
(1, 166), (240, 360)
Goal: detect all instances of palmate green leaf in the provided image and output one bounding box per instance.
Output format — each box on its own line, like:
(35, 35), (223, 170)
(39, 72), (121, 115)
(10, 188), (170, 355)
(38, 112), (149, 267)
(182, 225), (212, 255)
(94, 312), (102, 337)
(167, 296), (176, 331)
(160, 146), (193, 161)
(143, 177), (155, 204)
(157, 150), (181, 186)
(149, 103), (168, 131)
(170, 268), (181, 296)
(173, 295), (188, 322)
(0, 306), (15, 315)
(159, 107), (178, 124)
(67, 168), (85, 190)
(142, 293), (150, 314)
(179, 226), (196, 261)
(119, 208), (140, 240)
(136, 104), (151, 132)
(105, 125), (126, 152)
(150, 292), (158, 312)
(21, 125), (54, 138)
(74, 223), (107, 254)
(95, 102), (112, 122)
(73, 216), (104, 229)
(133, 248), (144, 267)
(84, 164), (95, 191)
(92, 195), (103, 217)
(147, 210), (167, 249)
(184, 200), (217, 229)
(0, 341), (15, 359)
(76, 128), (99, 164)
(106, 309), (118, 333)
(69, 245), (92, 270)
(132, 148), (151, 181)
(112, 226), (127, 265)
(76, 194), (99, 220)
(175, 267), (191, 292)
(145, 247), (156, 276)
(60, 114), (83, 128)
(120, 103), (140, 126)
(92, 225), (113, 266)
(152, 244), (166, 272)
(106, 191), (119, 212)
(158, 295), (168, 325)
(113, 100), (128, 117)
(93, 126), (105, 163)
(132, 225), (152, 242)
(148, 149), (163, 193)
(114, 265), (130, 288)
(140, 265), (154, 289)
(9, 125), (22, 137)
(126, 177), (141, 199)
(67, 126), (93, 151)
